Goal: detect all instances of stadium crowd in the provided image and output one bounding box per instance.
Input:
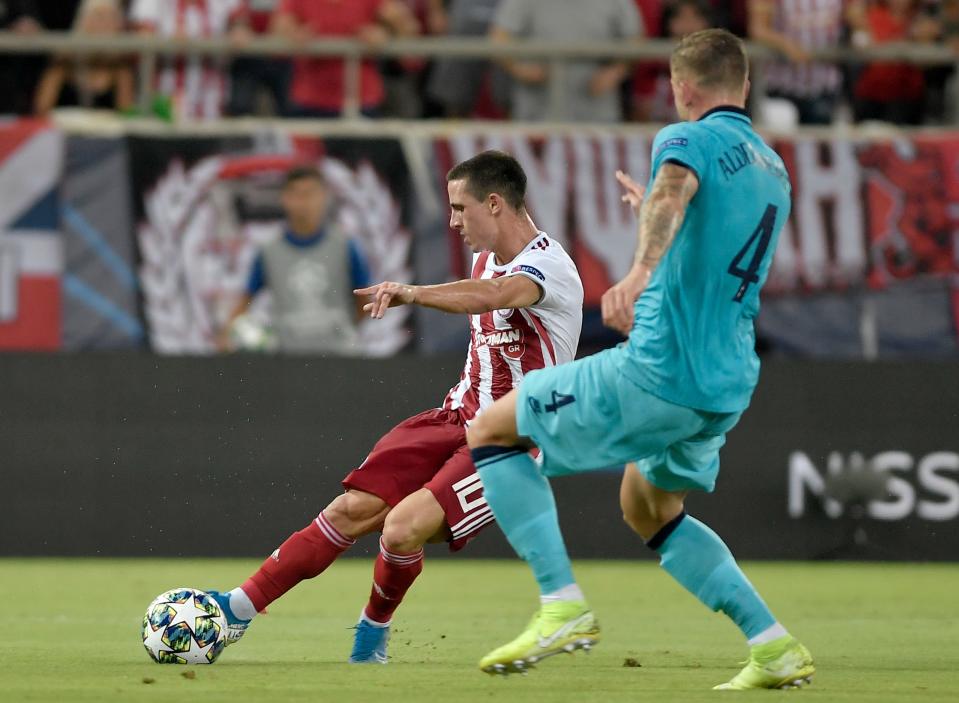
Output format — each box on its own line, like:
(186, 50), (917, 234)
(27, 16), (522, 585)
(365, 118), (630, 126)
(0, 0), (957, 125)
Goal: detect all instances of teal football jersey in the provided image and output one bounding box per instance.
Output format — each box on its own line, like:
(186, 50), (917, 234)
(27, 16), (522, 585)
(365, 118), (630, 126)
(620, 107), (791, 413)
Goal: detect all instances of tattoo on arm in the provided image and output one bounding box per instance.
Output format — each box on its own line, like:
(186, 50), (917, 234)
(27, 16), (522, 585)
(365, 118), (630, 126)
(635, 163), (699, 270)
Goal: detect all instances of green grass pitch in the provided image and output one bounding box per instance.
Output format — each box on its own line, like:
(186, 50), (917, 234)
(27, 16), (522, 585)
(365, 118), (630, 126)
(1, 559), (955, 702)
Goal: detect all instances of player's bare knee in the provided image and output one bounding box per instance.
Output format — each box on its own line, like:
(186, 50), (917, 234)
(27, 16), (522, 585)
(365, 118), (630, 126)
(465, 418), (488, 448)
(320, 496), (355, 534)
(466, 414), (508, 448)
(622, 504), (656, 540)
(622, 495), (681, 541)
(381, 514), (426, 554)
(324, 491), (387, 537)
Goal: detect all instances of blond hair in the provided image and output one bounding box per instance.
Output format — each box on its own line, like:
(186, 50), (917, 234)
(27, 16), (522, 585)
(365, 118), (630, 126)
(670, 28), (748, 93)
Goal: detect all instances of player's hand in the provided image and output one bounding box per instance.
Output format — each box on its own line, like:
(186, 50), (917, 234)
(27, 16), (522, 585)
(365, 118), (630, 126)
(601, 268), (649, 336)
(355, 282), (418, 319)
(616, 170), (646, 219)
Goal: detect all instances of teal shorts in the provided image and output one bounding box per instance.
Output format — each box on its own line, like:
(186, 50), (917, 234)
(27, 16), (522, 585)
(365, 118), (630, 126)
(516, 347), (742, 493)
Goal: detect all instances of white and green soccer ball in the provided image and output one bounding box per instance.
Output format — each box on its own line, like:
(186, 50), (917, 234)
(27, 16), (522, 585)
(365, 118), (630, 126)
(229, 314), (277, 352)
(142, 588), (227, 664)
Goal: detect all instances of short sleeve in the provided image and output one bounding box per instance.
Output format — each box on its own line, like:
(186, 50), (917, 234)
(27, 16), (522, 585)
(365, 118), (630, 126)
(493, 0), (532, 36)
(348, 239), (372, 289)
(650, 123), (709, 183)
(246, 253), (266, 296)
(504, 246), (568, 309)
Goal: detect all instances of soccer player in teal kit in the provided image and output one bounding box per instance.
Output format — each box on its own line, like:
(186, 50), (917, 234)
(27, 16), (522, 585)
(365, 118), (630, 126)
(466, 29), (815, 690)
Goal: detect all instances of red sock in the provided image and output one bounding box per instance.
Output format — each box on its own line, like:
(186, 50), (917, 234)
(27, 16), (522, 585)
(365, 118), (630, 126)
(363, 537), (424, 624)
(241, 512), (355, 612)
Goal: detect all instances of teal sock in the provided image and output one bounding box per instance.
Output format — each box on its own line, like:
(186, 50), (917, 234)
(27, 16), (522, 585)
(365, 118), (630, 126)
(650, 513), (775, 639)
(472, 446), (575, 595)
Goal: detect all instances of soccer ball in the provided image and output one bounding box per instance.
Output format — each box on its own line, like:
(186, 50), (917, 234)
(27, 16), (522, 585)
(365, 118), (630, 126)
(142, 588), (227, 664)
(229, 313), (277, 352)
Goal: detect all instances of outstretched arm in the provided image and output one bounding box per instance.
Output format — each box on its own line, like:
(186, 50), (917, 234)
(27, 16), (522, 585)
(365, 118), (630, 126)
(601, 163), (699, 335)
(355, 275), (541, 319)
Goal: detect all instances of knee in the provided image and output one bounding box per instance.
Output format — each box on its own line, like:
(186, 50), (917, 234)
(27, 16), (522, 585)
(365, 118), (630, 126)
(621, 496), (681, 543)
(465, 415), (490, 449)
(324, 491), (388, 537)
(381, 511), (428, 554)
(466, 412), (510, 449)
(621, 500), (653, 540)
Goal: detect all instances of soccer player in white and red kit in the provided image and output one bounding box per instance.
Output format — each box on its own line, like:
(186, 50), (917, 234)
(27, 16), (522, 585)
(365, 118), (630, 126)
(209, 150), (583, 663)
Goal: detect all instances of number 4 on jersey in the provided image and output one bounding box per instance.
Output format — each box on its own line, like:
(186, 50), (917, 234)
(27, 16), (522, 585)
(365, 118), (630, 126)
(544, 390), (575, 413)
(728, 204), (778, 303)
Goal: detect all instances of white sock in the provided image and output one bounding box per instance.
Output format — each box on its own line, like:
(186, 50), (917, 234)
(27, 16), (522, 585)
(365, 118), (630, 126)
(747, 622), (788, 646)
(540, 583), (585, 604)
(359, 610), (391, 628)
(228, 587), (258, 621)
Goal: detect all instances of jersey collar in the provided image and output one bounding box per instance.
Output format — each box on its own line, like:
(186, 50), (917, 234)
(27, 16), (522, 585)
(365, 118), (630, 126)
(489, 231), (548, 271)
(698, 105), (751, 123)
(284, 226), (327, 248)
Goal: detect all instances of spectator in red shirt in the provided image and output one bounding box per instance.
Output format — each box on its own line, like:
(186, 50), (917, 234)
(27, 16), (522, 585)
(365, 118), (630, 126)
(852, 0), (940, 124)
(273, 0), (418, 118)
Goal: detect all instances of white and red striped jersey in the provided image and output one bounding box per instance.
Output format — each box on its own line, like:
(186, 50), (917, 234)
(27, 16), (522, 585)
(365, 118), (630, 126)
(130, 0), (242, 120)
(764, 0), (845, 99)
(442, 232), (583, 423)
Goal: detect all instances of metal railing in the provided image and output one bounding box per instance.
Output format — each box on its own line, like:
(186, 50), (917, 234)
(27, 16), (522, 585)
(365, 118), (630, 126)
(1, 31), (957, 120)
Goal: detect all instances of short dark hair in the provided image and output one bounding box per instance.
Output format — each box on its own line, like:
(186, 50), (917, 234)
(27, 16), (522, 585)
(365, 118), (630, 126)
(670, 28), (748, 93)
(283, 164), (324, 188)
(446, 150), (527, 210)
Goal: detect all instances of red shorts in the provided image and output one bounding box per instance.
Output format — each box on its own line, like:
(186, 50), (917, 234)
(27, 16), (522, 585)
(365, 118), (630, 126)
(341, 408), (494, 552)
